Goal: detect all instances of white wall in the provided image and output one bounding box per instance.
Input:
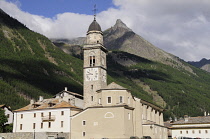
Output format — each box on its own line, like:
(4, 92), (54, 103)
(13, 108), (71, 133)
(172, 126), (210, 138)
(3, 107), (13, 125)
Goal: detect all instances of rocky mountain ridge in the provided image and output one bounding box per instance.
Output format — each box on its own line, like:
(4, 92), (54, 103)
(188, 58), (210, 73)
(52, 19), (194, 74)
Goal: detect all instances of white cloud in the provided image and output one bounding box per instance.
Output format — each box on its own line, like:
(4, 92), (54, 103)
(0, 0), (210, 61)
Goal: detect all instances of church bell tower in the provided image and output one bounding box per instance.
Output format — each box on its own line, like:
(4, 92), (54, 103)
(83, 16), (107, 108)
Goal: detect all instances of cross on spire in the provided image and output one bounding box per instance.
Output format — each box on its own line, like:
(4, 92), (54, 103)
(93, 4), (98, 20)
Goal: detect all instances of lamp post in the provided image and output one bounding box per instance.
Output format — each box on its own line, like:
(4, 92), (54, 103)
(33, 129), (35, 139)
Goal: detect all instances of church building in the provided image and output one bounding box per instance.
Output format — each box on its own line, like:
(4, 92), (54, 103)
(10, 17), (167, 139)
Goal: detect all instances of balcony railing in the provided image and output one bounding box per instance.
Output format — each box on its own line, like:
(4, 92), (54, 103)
(42, 115), (56, 122)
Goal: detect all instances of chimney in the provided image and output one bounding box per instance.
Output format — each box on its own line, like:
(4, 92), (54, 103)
(204, 111), (207, 116)
(39, 96), (43, 102)
(65, 87), (68, 91)
(184, 115), (189, 122)
(30, 99), (35, 104)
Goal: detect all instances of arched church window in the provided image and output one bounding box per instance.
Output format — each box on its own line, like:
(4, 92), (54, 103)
(104, 112), (114, 118)
(89, 52), (96, 67)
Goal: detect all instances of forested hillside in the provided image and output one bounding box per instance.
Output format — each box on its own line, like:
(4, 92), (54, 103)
(0, 9), (83, 109)
(106, 51), (210, 119)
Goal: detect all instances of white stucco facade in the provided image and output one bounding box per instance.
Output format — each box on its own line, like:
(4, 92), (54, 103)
(13, 108), (71, 133)
(0, 105), (13, 125)
(13, 90), (83, 134)
(171, 116), (210, 139)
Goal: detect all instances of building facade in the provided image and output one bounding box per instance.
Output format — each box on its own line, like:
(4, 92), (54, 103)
(0, 104), (13, 125)
(11, 17), (167, 139)
(71, 18), (167, 139)
(12, 90), (82, 138)
(171, 115), (210, 139)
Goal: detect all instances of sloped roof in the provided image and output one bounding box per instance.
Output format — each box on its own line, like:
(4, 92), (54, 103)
(102, 82), (127, 90)
(0, 104), (12, 111)
(14, 98), (80, 112)
(140, 99), (164, 112)
(88, 19), (101, 32)
(0, 104), (5, 108)
(172, 116), (210, 125)
(54, 90), (83, 98)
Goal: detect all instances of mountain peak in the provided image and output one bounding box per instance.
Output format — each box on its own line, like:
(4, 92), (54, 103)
(113, 19), (132, 31)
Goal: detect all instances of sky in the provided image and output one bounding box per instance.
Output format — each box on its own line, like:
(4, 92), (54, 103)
(0, 0), (210, 61)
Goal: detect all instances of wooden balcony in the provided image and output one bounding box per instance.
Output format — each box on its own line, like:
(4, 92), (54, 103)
(42, 115), (56, 122)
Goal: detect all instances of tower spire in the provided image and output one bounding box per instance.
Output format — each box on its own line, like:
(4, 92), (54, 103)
(93, 4), (98, 21)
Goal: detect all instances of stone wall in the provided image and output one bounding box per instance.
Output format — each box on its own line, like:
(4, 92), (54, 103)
(0, 132), (69, 139)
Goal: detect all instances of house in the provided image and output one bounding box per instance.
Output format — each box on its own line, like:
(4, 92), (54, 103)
(0, 104), (13, 125)
(12, 90), (83, 138)
(171, 115), (210, 139)
(10, 16), (167, 139)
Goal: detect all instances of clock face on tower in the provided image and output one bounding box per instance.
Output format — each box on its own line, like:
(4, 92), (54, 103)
(85, 68), (99, 81)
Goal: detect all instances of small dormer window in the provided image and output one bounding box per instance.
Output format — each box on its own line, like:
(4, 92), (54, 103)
(32, 104), (40, 108)
(48, 103), (55, 107)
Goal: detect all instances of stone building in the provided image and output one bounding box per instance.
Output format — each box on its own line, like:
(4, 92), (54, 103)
(8, 17), (167, 139)
(71, 17), (167, 139)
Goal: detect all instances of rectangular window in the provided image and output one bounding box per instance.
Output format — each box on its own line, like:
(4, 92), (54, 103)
(128, 97), (130, 104)
(41, 123), (43, 129)
(41, 113), (44, 117)
(33, 123), (36, 129)
(107, 97), (112, 104)
(34, 113), (36, 118)
(90, 56), (92, 66)
(82, 132), (86, 137)
(48, 122), (51, 128)
(49, 112), (51, 119)
(20, 124), (22, 130)
(180, 131), (182, 134)
(92, 56), (95, 66)
(205, 130), (208, 133)
(21, 114), (23, 119)
(119, 96), (123, 103)
(7, 114), (9, 118)
(128, 113), (131, 120)
(91, 96), (93, 101)
(98, 98), (101, 104)
(61, 121), (64, 128)
(82, 120), (86, 126)
(89, 56), (96, 67)
(61, 111), (64, 115)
